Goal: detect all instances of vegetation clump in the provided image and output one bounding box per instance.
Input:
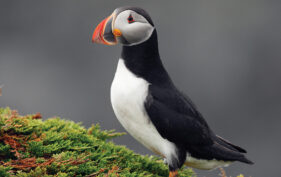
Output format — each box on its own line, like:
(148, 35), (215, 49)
(0, 108), (194, 177)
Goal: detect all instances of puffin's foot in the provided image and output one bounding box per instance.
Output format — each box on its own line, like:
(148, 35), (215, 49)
(169, 170), (178, 177)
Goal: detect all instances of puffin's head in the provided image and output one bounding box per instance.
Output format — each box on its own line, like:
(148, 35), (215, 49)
(92, 7), (154, 46)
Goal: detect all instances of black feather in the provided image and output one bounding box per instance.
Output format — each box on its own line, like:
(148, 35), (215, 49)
(215, 135), (247, 153)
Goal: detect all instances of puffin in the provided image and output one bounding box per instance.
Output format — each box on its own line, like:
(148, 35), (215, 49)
(92, 6), (253, 177)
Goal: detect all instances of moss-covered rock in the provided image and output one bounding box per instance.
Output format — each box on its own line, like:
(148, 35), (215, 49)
(0, 108), (194, 177)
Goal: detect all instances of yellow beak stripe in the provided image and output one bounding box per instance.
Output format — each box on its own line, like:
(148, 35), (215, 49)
(113, 29), (122, 37)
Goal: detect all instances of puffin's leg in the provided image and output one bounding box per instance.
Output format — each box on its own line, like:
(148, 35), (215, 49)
(167, 149), (185, 177)
(169, 170), (178, 177)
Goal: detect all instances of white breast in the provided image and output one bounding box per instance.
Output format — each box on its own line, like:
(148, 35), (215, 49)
(110, 59), (232, 170)
(110, 59), (177, 160)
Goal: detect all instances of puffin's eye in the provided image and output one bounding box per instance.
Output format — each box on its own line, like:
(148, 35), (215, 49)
(127, 15), (135, 24)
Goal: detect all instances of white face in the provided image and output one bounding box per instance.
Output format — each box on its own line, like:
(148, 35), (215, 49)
(113, 10), (155, 46)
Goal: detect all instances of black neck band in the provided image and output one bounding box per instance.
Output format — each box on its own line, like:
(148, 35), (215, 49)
(121, 31), (172, 86)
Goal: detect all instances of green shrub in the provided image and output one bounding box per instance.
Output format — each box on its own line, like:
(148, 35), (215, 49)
(0, 108), (194, 177)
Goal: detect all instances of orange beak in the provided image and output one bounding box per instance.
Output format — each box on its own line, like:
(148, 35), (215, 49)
(92, 14), (117, 45)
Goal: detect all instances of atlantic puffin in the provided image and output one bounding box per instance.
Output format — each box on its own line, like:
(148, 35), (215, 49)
(92, 7), (253, 177)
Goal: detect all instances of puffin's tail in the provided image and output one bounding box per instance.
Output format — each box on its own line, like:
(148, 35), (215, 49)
(210, 135), (254, 164)
(215, 135), (247, 153)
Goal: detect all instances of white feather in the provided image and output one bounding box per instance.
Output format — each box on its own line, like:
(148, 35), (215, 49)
(113, 10), (154, 46)
(111, 59), (178, 163)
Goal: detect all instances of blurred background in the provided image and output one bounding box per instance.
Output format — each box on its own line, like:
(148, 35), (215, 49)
(1, 0), (280, 176)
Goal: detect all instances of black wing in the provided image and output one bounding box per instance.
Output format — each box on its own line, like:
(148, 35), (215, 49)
(145, 84), (254, 164)
(144, 84), (214, 146)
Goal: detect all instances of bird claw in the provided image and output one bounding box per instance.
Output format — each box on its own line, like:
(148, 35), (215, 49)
(169, 171), (178, 177)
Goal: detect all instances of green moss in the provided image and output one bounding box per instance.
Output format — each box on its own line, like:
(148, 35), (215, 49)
(0, 108), (194, 177)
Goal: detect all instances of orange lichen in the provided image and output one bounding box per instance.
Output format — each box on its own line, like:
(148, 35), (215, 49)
(219, 168), (227, 177)
(2, 157), (55, 170)
(31, 113), (42, 120)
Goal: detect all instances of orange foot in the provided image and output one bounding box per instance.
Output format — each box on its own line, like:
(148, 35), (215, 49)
(169, 171), (178, 177)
